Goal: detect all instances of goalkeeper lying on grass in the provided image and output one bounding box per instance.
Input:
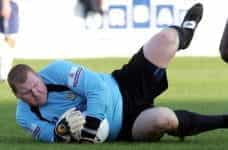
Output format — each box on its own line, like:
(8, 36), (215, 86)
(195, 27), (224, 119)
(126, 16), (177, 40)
(7, 3), (228, 143)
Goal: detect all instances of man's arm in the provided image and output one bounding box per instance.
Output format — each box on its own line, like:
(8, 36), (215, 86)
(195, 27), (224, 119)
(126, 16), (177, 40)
(40, 60), (108, 120)
(40, 60), (109, 142)
(68, 66), (109, 142)
(67, 66), (108, 119)
(16, 101), (56, 143)
(219, 20), (228, 62)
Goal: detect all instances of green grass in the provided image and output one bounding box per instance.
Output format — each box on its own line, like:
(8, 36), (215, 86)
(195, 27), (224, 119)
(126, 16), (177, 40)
(1, 57), (228, 150)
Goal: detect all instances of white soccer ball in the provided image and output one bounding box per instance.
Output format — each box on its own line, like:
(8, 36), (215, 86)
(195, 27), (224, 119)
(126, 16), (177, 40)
(94, 118), (110, 143)
(58, 108), (110, 143)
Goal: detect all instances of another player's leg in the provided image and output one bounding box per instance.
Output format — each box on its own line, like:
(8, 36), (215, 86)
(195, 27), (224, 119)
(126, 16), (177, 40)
(219, 20), (228, 62)
(143, 3), (203, 68)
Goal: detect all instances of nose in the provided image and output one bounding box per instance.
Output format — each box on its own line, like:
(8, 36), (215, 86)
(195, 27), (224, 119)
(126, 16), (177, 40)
(31, 87), (39, 98)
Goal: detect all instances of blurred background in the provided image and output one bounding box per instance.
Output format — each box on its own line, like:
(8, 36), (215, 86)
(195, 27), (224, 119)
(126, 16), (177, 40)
(1, 0), (228, 59)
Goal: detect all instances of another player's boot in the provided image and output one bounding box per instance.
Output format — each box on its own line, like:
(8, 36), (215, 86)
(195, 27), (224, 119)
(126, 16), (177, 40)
(171, 3), (203, 50)
(219, 19), (228, 62)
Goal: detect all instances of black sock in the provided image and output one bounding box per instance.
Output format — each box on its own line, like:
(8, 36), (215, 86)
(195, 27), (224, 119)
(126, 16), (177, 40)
(168, 110), (228, 138)
(170, 26), (194, 50)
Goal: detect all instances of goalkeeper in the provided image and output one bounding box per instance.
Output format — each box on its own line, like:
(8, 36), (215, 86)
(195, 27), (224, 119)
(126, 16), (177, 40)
(8, 3), (228, 143)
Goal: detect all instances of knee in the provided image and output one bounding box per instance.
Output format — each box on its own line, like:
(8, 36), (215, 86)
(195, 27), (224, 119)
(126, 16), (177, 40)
(132, 107), (179, 141)
(157, 29), (179, 47)
(151, 107), (179, 130)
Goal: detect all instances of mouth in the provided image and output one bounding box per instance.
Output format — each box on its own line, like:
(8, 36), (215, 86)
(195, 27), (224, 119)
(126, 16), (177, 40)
(33, 97), (42, 105)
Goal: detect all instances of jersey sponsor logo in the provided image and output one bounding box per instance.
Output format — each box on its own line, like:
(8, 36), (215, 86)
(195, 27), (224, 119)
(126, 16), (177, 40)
(68, 67), (83, 87)
(65, 91), (77, 100)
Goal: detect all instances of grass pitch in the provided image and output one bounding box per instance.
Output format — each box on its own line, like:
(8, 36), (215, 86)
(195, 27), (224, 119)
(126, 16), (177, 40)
(1, 57), (228, 150)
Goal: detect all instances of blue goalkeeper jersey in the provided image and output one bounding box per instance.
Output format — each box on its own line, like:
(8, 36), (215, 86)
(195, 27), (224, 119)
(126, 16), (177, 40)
(16, 60), (123, 143)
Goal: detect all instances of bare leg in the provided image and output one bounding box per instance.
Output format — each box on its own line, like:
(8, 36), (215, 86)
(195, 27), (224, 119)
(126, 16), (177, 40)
(143, 3), (203, 68)
(143, 28), (179, 68)
(132, 3), (204, 142)
(132, 107), (178, 141)
(132, 108), (228, 141)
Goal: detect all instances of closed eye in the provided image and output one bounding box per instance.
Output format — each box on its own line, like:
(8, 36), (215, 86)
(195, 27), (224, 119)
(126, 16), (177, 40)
(21, 89), (32, 95)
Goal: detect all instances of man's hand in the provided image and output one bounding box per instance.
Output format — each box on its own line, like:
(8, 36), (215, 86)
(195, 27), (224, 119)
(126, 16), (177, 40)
(72, 116), (109, 143)
(55, 108), (109, 143)
(54, 108), (86, 142)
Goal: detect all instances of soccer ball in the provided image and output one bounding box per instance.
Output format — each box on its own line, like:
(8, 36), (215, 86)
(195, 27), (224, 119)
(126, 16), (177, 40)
(94, 118), (110, 143)
(57, 108), (110, 143)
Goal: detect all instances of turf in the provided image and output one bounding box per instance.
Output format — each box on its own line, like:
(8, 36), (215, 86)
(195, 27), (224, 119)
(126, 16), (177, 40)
(1, 57), (228, 150)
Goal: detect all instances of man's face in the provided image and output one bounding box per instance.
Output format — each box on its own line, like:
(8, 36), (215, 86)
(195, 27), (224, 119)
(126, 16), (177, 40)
(15, 71), (48, 106)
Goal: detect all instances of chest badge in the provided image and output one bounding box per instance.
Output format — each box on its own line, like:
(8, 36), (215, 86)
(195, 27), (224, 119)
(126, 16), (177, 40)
(65, 91), (77, 100)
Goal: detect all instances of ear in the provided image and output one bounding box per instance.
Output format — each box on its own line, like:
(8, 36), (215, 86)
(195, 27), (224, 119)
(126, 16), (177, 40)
(14, 87), (21, 98)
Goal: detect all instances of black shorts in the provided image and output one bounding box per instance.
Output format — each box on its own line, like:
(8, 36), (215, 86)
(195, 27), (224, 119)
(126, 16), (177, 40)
(112, 47), (168, 141)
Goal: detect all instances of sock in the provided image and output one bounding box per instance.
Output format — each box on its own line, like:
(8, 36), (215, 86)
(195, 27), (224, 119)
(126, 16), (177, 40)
(168, 110), (228, 138)
(170, 26), (194, 50)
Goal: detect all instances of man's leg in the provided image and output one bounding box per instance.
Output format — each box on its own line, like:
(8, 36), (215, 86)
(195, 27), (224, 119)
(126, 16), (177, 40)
(132, 3), (208, 141)
(219, 20), (228, 62)
(132, 107), (228, 141)
(143, 3), (203, 68)
(132, 107), (178, 141)
(168, 110), (228, 139)
(143, 28), (178, 68)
